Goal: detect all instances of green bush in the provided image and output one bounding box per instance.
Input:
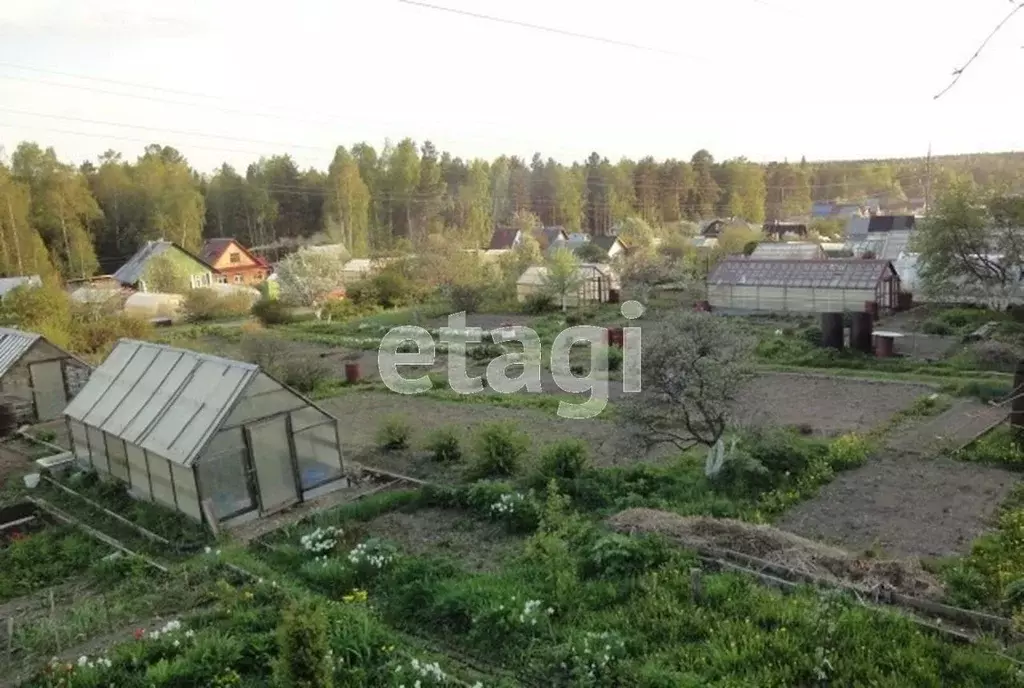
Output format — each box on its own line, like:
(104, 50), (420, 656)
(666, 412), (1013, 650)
(580, 533), (674, 579)
(522, 293), (555, 314)
(466, 422), (531, 480)
(182, 288), (253, 323)
(956, 427), (1024, 469)
(279, 356), (332, 394)
(826, 433), (871, 471)
(425, 427), (462, 463)
(922, 319), (954, 336)
(606, 345), (624, 372)
(800, 326), (822, 347)
(273, 599), (333, 688)
(251, 298), (295, 325)
(377, 416), (411, 451)
(539, 440), (590, 480)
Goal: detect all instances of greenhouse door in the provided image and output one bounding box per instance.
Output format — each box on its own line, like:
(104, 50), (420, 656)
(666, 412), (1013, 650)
(29, 360), (67, 421)
(246, 417), (300, 514)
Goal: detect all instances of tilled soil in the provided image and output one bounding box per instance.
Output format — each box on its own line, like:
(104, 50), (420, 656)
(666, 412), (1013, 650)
(729, 373), (934, 436)
(776, 453), (1017, 558)
(357, 508), (520, 572)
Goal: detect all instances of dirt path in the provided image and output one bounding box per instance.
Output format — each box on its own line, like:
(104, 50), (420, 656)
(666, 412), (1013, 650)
(886, 399), (1006, 456)
(777, 401), (1016, 559)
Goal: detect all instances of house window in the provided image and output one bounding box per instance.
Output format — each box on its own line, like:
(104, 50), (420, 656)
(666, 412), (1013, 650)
(216, 275), (228, 284)
(233, 274), (243, 284)
(229, 252), (241, 264)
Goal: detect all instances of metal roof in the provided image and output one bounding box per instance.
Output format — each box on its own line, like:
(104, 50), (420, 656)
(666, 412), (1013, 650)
(0, 275), (41, 298)
(64, 340), (258, 467)
(749, 242), (826, 260)
(0, 327), (41, 378)
(708, 258), (896, 289)
(113, 241), (214, 285)
(847, 230), (912, 261)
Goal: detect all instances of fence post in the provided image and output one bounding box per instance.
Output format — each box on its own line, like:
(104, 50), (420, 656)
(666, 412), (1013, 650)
(49, 589), (60, 653)
(690, 568), (704, 603)
(6, 616), (13, 662)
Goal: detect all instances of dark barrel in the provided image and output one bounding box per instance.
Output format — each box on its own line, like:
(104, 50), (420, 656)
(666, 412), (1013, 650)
(821, 312), (844, 349)
(850, 312), (874, 354)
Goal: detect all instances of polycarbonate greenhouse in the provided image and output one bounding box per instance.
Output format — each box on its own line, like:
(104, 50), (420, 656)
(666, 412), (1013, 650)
(748, 242), (827, 261)
(707, 258), (901, 313)
(63, 340), (346, 528)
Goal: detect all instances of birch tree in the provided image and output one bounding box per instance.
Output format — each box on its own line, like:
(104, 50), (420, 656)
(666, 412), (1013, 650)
(543, 247), (584, 311)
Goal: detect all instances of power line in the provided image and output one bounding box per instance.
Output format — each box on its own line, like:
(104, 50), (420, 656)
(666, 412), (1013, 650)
(934, 2), (1024, 100)
(396, 0), (691, 58)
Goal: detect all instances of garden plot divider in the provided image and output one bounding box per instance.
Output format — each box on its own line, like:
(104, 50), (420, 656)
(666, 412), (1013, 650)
(663, 537), (1016, 644)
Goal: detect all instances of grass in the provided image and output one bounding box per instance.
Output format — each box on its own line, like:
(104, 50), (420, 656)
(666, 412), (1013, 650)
(0, 526), (111, 603)
(246, 485), (1024, 687)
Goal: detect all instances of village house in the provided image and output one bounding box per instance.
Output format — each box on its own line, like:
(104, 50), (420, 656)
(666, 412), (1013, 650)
(200, 238), (271, 286)
(113, 241), (218, 292)
(487, 226), (569, 251)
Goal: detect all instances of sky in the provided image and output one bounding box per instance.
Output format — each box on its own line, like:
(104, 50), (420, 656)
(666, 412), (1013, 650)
(0, 0), (1021, 173)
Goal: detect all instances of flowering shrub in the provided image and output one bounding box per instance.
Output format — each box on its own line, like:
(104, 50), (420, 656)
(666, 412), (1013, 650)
(347, 538), (398, 581)
(301, 526), (343, 559)
(826, 433), (871, 471)
(484, 490), (540, 533)
(547, 631), (627, 686)
(470, 595), (554, 649)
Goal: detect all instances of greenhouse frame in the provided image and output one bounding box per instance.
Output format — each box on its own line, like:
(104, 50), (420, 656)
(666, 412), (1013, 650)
(63, 340), (346, 528)
(707, 258), (901, 313)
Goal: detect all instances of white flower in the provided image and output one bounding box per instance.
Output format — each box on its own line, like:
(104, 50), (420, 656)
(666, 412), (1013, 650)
(78, 656), (88, 666)
(204, 546), (212, 554)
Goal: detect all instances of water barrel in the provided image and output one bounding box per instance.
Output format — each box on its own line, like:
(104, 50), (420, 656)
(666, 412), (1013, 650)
(875, 334), (895, 358)
(608, 289), (621, 304)
(344, 362), (361, 384)
(820, 312), (844, 349)
(850, 312), (874, 354)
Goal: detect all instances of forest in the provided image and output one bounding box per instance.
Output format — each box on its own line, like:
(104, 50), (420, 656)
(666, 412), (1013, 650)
(1, 137), (1022, 281)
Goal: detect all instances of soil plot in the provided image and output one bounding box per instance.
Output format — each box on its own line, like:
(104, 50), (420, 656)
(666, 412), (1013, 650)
(775, 454), (1017, 559)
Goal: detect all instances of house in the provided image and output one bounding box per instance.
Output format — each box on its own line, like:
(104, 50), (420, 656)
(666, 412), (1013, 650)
(763, 221), (809, 240)
(811, 202), (865, 220)
(535, 226), (569, 249)
(488, 228), (523, 250)
(0, 275), (41, 301)
(846, 215), (916, 261)
(592, 235), (628, 259)
(113, 241), (217, 292)
(63, 340), (346, 528)
(749, 242), (827, 260)
(0, 328), (91, 423)
(200, 238), (271, 286)
(341, 259), (375, 283)
(707, 258), (901, 313)
(516, 263), (620, 306)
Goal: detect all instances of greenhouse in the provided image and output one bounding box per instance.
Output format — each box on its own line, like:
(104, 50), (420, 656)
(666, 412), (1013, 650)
(707, 258), (901, 313)
(63, 340), (346, 528)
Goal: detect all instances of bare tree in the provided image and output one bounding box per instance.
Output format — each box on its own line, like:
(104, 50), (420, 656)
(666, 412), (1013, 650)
(618, 312), (755, 452)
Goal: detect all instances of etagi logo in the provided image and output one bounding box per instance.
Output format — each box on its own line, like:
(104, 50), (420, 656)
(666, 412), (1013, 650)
(378, 301), (645, 419)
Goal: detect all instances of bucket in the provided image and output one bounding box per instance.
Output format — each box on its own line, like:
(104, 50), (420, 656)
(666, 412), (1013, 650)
(23, 473), (40, 489)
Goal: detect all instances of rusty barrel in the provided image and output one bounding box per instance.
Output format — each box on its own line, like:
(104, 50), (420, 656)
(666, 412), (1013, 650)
(344, 362), (361, 384)
(875, 335), (895, 358)
(607, 326), (624, 348)
(821, 312), (844, 349)
(608, 289), (621, 304)
(850, 312), (874, 354)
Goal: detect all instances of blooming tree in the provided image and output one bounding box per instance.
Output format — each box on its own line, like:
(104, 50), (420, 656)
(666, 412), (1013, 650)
(275, 247), (346, 319)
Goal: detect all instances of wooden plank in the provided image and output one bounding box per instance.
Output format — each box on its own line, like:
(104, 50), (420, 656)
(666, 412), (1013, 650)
(40, 476), (170, 545)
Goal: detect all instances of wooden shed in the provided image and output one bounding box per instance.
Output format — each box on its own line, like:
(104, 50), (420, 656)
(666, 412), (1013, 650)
(63, 340), (346, 528)
(707, 258), (900, 313)
(0, 328), (91, 423)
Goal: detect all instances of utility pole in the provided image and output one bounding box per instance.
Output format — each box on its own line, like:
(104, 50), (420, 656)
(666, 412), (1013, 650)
(924, 143), (933, 216)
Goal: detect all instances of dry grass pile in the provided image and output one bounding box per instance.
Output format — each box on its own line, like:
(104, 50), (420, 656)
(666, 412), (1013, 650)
(607, 508), (943, 598)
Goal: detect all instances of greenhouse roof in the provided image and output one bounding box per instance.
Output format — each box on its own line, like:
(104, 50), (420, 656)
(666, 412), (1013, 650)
(708, 258), (897, 289)
(749, 242), (826, 260)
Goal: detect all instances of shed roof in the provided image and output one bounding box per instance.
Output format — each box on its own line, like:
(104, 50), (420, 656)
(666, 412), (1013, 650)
(0, 327), (41, 378)
(708, 258), (896, 289)
(113, 241), (215, 285)
(749, 242), (826, 260)
(0, 275), (41, 298)
(868, 215), (916, 233)
(64, 340), (258, 467)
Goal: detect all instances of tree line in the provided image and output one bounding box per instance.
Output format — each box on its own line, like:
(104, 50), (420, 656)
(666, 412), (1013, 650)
(1, 138), (1022, 281)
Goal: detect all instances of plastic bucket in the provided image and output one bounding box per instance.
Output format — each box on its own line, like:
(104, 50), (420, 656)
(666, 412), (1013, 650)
(23, 473), (40, 489)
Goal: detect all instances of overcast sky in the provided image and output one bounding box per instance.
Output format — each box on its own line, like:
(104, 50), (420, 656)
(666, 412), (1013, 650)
(0, 1), (1021, 173)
